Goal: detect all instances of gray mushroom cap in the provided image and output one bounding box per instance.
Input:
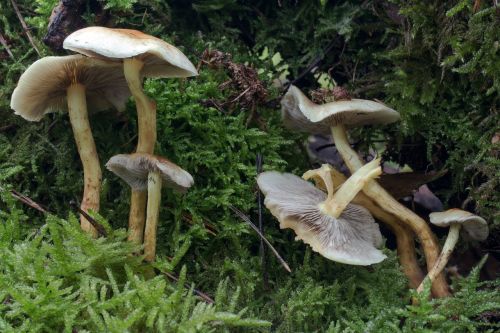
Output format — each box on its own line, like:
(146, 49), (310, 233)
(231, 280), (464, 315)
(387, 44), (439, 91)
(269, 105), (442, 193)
(429, 209), (488, 241)
(281, 85), (400, 135)
(257, 171), (386, 265)
(106, 153), (194, 193)
(10, 55), (131, 121)
(63, 27), (198, 78)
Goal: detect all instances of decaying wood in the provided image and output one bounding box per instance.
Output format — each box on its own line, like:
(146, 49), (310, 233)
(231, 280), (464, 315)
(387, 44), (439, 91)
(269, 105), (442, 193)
(43, 0), (106, 51)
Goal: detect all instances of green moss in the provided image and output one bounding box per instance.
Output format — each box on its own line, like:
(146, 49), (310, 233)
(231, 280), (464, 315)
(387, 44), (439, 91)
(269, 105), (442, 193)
(1, 0), (499, 331)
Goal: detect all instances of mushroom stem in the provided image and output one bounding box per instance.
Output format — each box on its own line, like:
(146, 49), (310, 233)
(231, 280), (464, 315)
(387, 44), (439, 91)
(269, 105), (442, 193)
(67, 83), (101, 238)
(305, 165), (425, 288)
(128, 191), (147, 244)
(330, 124), (450, 297)
(353, 196), (425, 288)
(124, 57), (158, 244)
(320, 158), (382, 218)
(144, 171), (162, 262)
(416, 223), (461, 293)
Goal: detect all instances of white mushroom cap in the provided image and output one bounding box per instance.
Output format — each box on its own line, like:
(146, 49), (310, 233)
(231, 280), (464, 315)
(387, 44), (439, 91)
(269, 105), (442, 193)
(281, 85), (400, 134)
(106, 153), (194, 193)
(257, 171), (386, 265)
(10, 55), (131, 121)
(429, 209), (488, 241)
(63, 27), (198, 78)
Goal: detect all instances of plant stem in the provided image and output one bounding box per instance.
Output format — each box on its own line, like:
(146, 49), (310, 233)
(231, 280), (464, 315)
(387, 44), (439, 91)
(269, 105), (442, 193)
(144, 171), (162, 262)
(124, 58), (157, 244)
(331, 124), (450, 297)
(67, 83), (101, 238)
(417, 224), (460, 293)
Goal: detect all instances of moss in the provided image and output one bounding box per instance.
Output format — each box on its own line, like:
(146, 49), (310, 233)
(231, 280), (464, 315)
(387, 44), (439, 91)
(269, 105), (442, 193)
(1, 0), (499, 331)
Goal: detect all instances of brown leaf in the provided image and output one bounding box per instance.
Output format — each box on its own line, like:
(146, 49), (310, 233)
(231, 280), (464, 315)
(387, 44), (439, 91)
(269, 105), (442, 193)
(378, 169), (447, 199)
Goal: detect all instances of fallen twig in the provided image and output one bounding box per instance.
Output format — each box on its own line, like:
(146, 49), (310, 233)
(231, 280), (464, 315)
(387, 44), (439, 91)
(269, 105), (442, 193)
(10, 0), (41, 56)
(284, 37), (338, 91)
(160, 270), (215, 304)
(229, 205), (291, 273)
(0, 30), (14, 59)
(10, 189), (48, 214)
(69, 200), (107, 237)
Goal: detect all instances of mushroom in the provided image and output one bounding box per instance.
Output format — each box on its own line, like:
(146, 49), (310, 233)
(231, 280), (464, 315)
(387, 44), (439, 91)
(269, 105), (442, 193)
(106, 153), (193, 261)
(304, 164), (425, 288)
(257, 158), (386, 265)
(416, 209), (488, 293)
(281, 85), (450, 296)
(10, 55), (130, 237)
(63, 27), (198, 244)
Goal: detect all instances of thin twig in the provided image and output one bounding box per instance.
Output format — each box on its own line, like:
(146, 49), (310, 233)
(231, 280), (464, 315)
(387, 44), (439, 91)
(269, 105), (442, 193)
(229, 205), (291, 273)
(69, 200), (107, 237)
(10, 189), (48, 213)
(0, 30), (14, 59)
(160, 270), (214, 304)
(10, 0), (41, 56)
(284, 37), (338, 91)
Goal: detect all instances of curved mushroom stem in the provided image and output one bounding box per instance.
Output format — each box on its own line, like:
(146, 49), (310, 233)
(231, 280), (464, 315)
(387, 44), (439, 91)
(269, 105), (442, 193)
(354, 196), (425, 288)
(67, 83), (101, 238)
(124, 58), (157, 244)
(331, 124), (450, 297)
(144, 171), (162, 262)
(416, 223), (461, 293)
(305, 164), (425, 288)
(316, 158), (381, 218)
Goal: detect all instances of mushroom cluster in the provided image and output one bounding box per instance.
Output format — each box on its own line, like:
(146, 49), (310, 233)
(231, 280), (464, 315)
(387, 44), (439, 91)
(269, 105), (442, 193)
(10, 26), (196, 261)
(256, 85), (489, 298)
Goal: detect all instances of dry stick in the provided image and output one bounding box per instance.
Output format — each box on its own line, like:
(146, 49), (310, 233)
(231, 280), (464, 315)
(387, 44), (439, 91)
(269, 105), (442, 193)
(69, 200), (107, 237)
(229, 205), (291, 273)
(9, 189), (47, 214)
(331, 125), (450, 297)
(3, 187), (108, 238)
(0, 31), (14, 59)
(10, 0), (41, 56)
(284, 38), (338, 91)
(160, 270), (214, 304)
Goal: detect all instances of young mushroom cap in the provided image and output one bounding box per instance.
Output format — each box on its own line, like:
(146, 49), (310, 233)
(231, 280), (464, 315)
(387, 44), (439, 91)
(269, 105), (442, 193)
(257, 171), (386, 265)
(106, 153), (194, 193)
(281, 85), (400, 134)
(10, 55), (130, 121)
(63, 27), (198, 78)
(429, 209), (488, 241)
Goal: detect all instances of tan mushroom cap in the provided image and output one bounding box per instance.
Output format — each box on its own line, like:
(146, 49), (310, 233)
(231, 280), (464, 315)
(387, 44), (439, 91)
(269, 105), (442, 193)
(281, 85), (400, 134)
(106, 153), (194, 193)
(429, 209), (488, 241)
(257, 171), (386, 265)
(10, 55), (131, 121)
(63, 27), (198, 78)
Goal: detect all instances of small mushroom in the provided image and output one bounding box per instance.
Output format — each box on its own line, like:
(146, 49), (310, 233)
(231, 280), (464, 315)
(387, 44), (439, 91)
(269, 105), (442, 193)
(10, 55), (130, 237)
(416, 209), (488, 293)
(281, 85), (450, 297)
(106, 153), (193, 261)
(64, 27), (198, 244)
(257, 158), (386, 265)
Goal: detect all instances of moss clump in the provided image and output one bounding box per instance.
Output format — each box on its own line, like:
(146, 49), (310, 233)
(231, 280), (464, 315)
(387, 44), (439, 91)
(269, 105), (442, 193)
(1, 0), (499, 331)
